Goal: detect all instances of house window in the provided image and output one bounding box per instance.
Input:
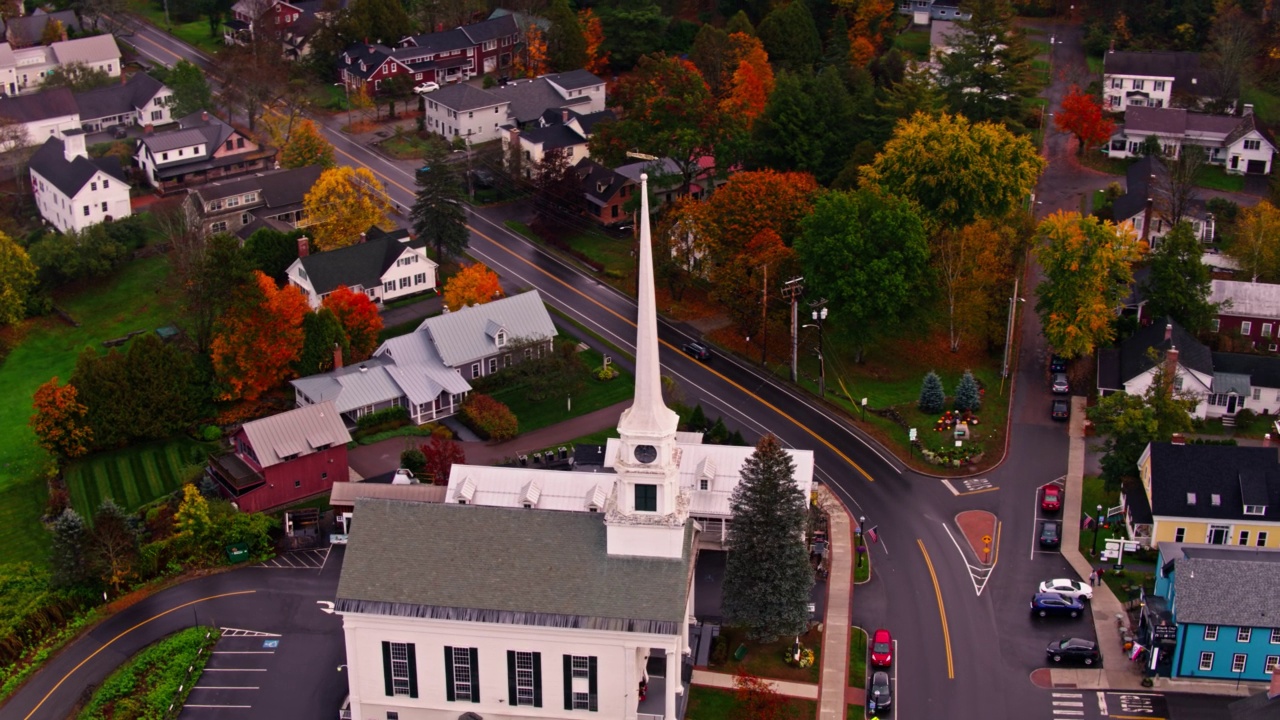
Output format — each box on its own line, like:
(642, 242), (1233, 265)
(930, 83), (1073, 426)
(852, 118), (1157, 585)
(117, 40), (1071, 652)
(241, 212), (250, 225)
(387, 714), (399, 720)
(1264, 323), (1273, 338)
(1205, 625), (1219, 641)
(90, 181), (97, 191)
(1240, 530), (1251, 545)
(1211, 318), (1220, 332)
(237, 138), (245, 148)
(445, 646), (478, 702)
(413, 273), (426, 285)
(488, 358), (497, 373)
(384, 281), (395, 292)
(1111, 78), (1123, 89)
(1199, 652), (1215, 671)
(227, 196), (240, 208)
(1133, 79), (1145, 90)
(226, 140), (234, 151)
(699, 478), (709, 491)
(83, 205), (89, 216)
(152, 110), (163, 121)
(1272, 629), (1280, 644)
(503, 353), (511, 367)
(510, 650), (538, 706)
(1246, 139), (1262, 151)
(399, 277), (410, 289)
(1154, 80), (1166, 91)
(1260, 531), (1270, 546)
(471, 363), (480, 379)
(101, 202), (108, 212)
(211, 221), (227, 233)
(382, 642), (416, 697)
(1233, 654), (1248, 673)
(496, 330), (506, 347)
(635, 484), (657, 512)
(1240, 628), (1253, 643)
(1242, 321), (1253, 335)
(294, 479), (301, 488)
(1267, 656), (1280, 674)
(1254, 388), (1262, 401)
(1245, 504), (1267, 515)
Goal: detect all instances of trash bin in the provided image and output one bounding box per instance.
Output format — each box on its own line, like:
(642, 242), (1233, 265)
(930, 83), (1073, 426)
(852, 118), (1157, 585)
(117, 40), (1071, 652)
(225, 542), (250, 563)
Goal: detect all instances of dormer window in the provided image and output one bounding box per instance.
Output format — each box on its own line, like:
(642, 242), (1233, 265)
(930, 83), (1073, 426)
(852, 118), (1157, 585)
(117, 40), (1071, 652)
(496, 330), (506, 347)
(1245, 504), (1267, 515)
(1211, 494), (1221, 506)
(1187, 492), (1197, 504)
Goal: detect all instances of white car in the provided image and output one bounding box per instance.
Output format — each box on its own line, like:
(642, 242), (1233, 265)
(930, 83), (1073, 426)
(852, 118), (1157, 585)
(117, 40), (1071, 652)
(1039, 578), (1093, 601)
(414, 82), (440, 94)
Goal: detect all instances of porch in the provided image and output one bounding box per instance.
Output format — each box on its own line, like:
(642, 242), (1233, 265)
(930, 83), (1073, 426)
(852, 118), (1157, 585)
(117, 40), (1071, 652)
(207, 451), (265, 498)
(637, 649), (690, 720)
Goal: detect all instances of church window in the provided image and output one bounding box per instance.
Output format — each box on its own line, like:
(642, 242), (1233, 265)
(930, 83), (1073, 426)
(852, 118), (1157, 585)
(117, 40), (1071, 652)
(635, 484), (657, 512)
(445, 646), (479, 701)
(508, 650), (541, 706)
(564, 655), (598, 711)
(380, 641), (417, 697)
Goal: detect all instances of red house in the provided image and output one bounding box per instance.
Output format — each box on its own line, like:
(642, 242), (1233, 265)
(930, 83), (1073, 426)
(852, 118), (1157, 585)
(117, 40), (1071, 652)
(1209, 279), (1280, 351)
(338, 14), (519, 93)
(207, 400), (352, 513)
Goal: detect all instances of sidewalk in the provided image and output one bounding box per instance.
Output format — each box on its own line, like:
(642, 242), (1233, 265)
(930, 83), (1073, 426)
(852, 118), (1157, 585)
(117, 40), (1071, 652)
(814, 484), (853, 720)
(690, 669), (818, 699)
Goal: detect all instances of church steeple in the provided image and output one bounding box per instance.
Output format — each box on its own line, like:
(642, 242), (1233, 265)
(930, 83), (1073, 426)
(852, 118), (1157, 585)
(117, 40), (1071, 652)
(606, 174), (688, 558)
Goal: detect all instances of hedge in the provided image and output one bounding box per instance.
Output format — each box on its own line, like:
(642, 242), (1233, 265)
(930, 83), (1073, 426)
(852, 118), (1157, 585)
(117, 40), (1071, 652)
(459, 394), (518, 441)
(78, 626), (221, 720)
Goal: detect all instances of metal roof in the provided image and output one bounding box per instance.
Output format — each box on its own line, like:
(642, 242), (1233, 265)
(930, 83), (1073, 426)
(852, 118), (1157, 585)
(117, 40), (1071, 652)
(444, 465), (613, 511)
(289, 357), (403, 413)
(50, 34), (119, 66)
(420, 289), (556, 368)
(330, 481), (445, 506)
(1210, 280), (1280, 320)
(240, 400), (351, 469)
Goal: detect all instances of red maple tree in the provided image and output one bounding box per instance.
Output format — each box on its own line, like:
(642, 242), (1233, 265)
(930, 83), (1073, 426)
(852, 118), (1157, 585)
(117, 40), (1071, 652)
(733, 668), (791, 720)
(210, 271), (309, 400)
(420, 434), (467, 485)
(323, 285), (383, 362)
(30, 377), (92, 458)
(1054, 85), (1116, 155)
(578, 9), (609, 76)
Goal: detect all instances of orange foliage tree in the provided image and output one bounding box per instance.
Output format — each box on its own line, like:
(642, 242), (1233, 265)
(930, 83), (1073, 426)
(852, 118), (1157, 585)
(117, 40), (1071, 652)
(578, 9), (609, 76)
(1054, 85), (1116, 155)
(30, 377), (92, 459)
(444, 263), (503, 311)
(323, 285), (383, 362)
(720, 36), (775, 129)
(210, 271), (309, 400)
(844, 0), (896, 63)
(517, 25), (549, 78)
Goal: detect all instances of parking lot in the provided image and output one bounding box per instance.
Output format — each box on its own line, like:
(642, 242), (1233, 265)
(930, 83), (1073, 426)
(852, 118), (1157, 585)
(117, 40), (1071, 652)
(1031, 478), (1067, 559)
(180, 632), (280, 716)
(255, 548), (330, 569)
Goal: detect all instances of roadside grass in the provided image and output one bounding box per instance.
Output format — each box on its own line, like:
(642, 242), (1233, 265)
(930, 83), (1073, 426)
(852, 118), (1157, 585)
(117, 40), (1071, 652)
(1028, 39), (1051, 56)
(1077, 475), (1123, 558)
(1080, 152), (1130, 176)
(489, 347), (635, 436)
(504, 220), (538, 241)
(848, 627), (867, 688)
(378, 129), (444, 160)
(570, 231), (634, 276)
(1086, 54), (1104, 75)
(1243, 83), (1280, 127)
(65, 437), (215, 519)
(77, 626), (221, 720)
(854, 535), (870, 582)
(847, 705), (866, 720)
(1031, 59), (1051, 87)
(711, 626), (822, 684)
(685, 686), (817, 719)
(892, 29), (931, 60)
(1197, 166), (1246, 193)
(126, 1), (223, 55)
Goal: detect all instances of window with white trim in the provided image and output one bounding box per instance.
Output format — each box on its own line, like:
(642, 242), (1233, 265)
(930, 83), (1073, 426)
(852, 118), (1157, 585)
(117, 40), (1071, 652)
(1265, 323), (1273, 338)
(1242, 321), (1254, 335)
(1246, 139), (1262, 150)
(1261, 531), (1271, 546)
(1246, 505), (1266, 515)
(488, 358), (497, 373)
(1233, 653), (1247, 673)
(1205, 625), (1219, 641)
(472, 363), (480, 379)
(1211, 317), (1220, 333)
(1175, 527), (1186, 542)
(1267, 655), (1280, 674)
(1271, 628), (1280, 644)
(1239, 628), (1253, 643)
(211, 221), (227, 233)
(451, 646), (475, 701)
(514, 651), (535, 705)
(1200, 651), (1215, 671)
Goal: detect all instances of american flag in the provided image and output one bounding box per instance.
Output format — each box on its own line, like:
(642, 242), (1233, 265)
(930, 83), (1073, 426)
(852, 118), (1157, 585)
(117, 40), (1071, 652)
(866, 526), (879, 544)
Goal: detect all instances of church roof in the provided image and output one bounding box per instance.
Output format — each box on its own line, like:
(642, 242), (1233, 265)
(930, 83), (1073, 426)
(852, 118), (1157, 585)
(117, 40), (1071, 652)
(336, 500), (695, 634)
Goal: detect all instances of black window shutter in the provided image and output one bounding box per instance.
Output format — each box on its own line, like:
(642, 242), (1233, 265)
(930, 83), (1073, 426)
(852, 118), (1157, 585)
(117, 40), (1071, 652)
(444, 646), (456, 701)
(588, 656), (598, 711)
(563, 654), (573, 710)
(406, 643), (418, 699)
(381, 641), (394, 696)
(533, 652), (543, 707)
(507, 650), (518, 706)
(469, 647), (481, 703)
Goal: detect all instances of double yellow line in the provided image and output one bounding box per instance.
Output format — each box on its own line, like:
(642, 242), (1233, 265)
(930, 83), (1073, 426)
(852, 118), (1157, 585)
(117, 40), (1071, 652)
(918, 539), (954, 679)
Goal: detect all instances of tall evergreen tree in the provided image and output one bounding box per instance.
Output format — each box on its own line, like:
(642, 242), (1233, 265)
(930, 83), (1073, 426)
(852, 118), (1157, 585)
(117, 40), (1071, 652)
(1141, 222), (1217, 333)
(49, 508), (91, 590)
(723, 434), (813, 641)
(690, 24), (732, 95)
(919, 370), (945, 413)
(936, 0), (1037, 131)
(954, 370), (981, 412)
(533, 147), (582, 231)
(757, 1), (821, 74)
(725, 10), (756, 36)
(752, 67), (857, 185)
(295, 308), (350, 376)
(91, 499), (139, 595)
(545, 0), (588, 72)
(123, 334), (201, 441)
(410, 142), (469, 264)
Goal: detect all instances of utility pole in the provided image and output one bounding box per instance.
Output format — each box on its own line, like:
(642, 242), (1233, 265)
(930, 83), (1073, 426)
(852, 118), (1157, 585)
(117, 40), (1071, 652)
(760, 264), (768, 365)
(782, 277), (804, 382)
(1000, 277), (1023, 395)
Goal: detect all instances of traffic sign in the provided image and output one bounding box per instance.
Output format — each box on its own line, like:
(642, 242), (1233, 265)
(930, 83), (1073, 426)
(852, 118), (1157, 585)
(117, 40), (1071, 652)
(982, 535), (992, 544)
(908, 428), (917, 441)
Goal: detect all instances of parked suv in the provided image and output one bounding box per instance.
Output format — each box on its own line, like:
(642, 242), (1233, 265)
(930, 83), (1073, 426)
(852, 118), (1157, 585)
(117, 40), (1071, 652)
(682, 342), (712, 361)
(1047, 637), (1100, 665)
(1030, 593), (1084, 618)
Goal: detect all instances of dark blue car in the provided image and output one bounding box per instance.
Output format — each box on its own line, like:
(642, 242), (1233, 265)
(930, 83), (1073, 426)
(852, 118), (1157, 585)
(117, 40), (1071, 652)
(1030, 593), (1084, 618)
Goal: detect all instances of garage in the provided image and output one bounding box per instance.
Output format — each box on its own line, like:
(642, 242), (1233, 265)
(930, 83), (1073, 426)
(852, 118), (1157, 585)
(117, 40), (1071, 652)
(1247, 159), (1269, 174)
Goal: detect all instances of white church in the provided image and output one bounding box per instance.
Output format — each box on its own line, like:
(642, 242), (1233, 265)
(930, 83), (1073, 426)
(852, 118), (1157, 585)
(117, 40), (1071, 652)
(334, 176), (815, 720)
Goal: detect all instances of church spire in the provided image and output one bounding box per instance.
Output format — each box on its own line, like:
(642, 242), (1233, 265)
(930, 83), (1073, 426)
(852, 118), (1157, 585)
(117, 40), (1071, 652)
(618, 174), (679, 439)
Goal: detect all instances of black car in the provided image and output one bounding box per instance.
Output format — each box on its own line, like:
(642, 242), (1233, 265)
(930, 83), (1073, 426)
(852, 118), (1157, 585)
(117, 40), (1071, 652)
(682, 341), (711, 361)
(1049, 355), (1068, 373)
(869, 670), (892, 713)
(1030, 593), (1085, 618)
(1047, 637), (1100, 665)
(1051, 399), (1069, 421)
(1039, 520), (1061, 548)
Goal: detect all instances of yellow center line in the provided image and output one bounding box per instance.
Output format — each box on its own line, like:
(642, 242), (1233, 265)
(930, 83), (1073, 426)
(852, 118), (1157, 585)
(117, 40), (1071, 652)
(993, 520), (1003, 568)
(917, 539), (954, 679)
(22, 590), (257, 720)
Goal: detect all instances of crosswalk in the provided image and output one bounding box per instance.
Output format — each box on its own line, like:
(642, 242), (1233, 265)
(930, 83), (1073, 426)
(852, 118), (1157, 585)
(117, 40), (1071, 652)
(1051, 691), (1086, 718)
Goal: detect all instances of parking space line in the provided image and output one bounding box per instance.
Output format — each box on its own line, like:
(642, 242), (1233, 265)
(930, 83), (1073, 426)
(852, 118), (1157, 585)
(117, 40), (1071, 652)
(191, 686), (260, 690)
(184, 705), (253, 709)
(203, 668), (268, 672)
(212, 651), (275, 654)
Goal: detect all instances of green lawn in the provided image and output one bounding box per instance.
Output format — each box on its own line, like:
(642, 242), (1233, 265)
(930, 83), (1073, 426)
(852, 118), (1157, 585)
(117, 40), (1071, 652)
(848, 705), (865, 720)
(1197, 166), (1246, 193)
(64, 437), (211, 519)
(490, 348), (635, 436)
(1243, 83), (1280, 127)
(1086, 55), (1104, 76)
(0, 257), (181, 566)
(893, 29), (931, 60)
(379, 130), (443, 160)
(685, 685), (817, 720)
(570, 231), (634, 276)
(710, 626), (822, 684)
(848, 627), (867, 688)
(127, 1), (224, 55)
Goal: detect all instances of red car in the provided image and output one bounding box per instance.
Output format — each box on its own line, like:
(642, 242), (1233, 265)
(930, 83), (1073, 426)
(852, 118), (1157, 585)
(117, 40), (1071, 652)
(870, 628), (893, 667)
(1041, 485), (1062, 513)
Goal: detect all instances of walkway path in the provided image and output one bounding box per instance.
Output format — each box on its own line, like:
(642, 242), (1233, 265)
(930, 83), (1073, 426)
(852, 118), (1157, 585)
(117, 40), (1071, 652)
(815, 484), (853, 720)
(690, 669), (818, 699)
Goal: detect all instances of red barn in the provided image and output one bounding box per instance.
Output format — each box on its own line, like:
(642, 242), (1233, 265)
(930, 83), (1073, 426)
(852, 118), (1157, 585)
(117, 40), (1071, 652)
(207, 400), (352, 513)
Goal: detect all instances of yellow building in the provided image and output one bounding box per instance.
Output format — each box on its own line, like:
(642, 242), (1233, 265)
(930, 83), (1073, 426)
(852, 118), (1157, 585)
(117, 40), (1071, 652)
(1125, 441), (1280, 548)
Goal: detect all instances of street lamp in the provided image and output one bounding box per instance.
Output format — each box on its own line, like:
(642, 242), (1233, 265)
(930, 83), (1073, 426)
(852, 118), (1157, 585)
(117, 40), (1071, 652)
(802, 303), (828, 397)
(1000, 277), (1025, 392)
(334, 82), (352, 130)
(1092, 504), (1104, 557)
(857, 516), (866, 568)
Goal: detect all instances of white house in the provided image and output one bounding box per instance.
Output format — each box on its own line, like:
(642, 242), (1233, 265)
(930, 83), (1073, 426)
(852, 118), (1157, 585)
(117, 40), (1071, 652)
(336, 175), (768, 720)
(285, 226), (437, 309)
(0, 86), (80, 151)
(1106, 105), (1276, 175)
(1103, 50), (1221, 112)
(134, 110), (275, 193)
(74, 71), (173, 132)
(29, 131), (130, 233)
(422, 83), (510, 144)
(1110, 155), (1216, 247)
(1, 34), (120, 95)
(290, 289), (556, 426)
(504, 108), (613, 178)
(424, 69), (606, 145)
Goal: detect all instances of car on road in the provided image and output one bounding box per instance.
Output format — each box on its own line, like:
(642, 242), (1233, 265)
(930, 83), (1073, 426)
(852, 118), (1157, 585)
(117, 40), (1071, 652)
(1030, 592), (1084, 618)
(1041, 484), (1062, 513)
(869, 670), (892, 713)
(1049, 355), (1068, 373)
(414, 81), (440, 94)
(1039, 520), (1061, 548)
(870, 629), (893, 667)
(682, 341), (711, 361)
(1046, 637), (1100, 665)
(467, 168), (495, 188)
(1051, 398), (1069, 421)
(1051, 373), (1070, 394)
(1039, 578), (1092, 601)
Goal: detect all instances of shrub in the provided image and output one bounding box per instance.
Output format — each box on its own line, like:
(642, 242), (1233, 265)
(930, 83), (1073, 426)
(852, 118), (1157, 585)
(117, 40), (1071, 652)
(1234, 408), (1256, 426)
(595, 364), (618, 381)
(401, 448), (427, 476)
(200, 425), (222, 441)
(78, 626), (221, 720)
(356, 406), (409, 431)
(710, 636), (728, 665)
(459, 394), (518, 441)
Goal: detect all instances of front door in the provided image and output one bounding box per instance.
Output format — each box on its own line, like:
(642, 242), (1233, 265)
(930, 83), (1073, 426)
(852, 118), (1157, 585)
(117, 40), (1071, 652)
(1208, 525), (1231, 544)
(1227, 395), (1239, 414)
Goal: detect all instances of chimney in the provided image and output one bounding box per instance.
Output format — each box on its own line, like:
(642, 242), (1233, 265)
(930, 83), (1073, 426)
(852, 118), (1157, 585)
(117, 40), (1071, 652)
(1244, 103), (1255, 117)
(1108, 39), (1115, 53)
(1171, 433), (1186, 445)
(144, 124), (154, 135)
(297, 236), (309, 258)
(1164, 323), (1173, 342)
(358, 232), (366, 244)
(1142, 197), (1154, 243)
(333, 342), (343, 369)
(561, 108), (569, 124)
(1166, 344), (1180, 390)
(201, 110), (209, 123)
(61, 130), (86, 162)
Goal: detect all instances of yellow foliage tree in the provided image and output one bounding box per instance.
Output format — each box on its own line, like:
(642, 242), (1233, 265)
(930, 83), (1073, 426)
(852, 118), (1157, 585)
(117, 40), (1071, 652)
(444, 263), (504, 311)
(302, 166), (391, 251)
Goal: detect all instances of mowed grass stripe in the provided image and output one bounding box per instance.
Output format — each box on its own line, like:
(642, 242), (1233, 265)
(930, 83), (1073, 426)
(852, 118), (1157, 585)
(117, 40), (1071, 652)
(103, 458), (128, 507)
(140, 450), (167, 498)
(92, 462), (114, 509)
(156, 445), (180, 490)
(126, 453), (148, 506)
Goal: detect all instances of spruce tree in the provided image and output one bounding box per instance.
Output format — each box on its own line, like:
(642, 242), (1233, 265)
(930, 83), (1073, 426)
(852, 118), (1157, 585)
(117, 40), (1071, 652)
(725, 10), (755, 36)
(918, 370), (945, 413)
(954, 370), (981, 412)
(545, 0), (588, 72)
(936, 0), (1037, 131)
(723, 434), (813, 641)
(687, 404), (708, 433)
(410, 141), (469, 264)
(49, 508), (90, 590)
(708, 417), (730, 444)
